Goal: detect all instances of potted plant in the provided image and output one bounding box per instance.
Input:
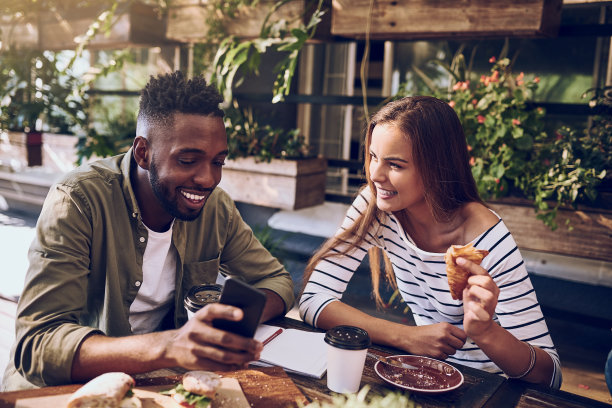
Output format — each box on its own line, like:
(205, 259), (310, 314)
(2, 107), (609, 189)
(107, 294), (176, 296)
(0, 48), (87, 167)
(208, 0), (330, 103)
(396, 53), (611, 262)
(219, 101), (327, 210)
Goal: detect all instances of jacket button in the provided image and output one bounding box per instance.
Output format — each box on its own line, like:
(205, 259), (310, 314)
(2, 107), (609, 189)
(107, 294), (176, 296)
(135, 281), (141, 287)
(139, 237), (145, 243)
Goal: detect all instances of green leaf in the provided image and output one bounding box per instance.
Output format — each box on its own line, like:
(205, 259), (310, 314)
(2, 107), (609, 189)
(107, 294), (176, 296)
(511, 126), (524, 139)
(515, 135), (533, 150)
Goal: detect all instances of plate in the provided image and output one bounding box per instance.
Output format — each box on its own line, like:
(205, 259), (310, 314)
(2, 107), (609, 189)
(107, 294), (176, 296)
(374, 355), (464, 393)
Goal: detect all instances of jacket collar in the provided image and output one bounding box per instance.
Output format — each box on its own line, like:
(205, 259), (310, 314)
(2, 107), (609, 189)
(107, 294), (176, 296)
(120, 147), (142, 219)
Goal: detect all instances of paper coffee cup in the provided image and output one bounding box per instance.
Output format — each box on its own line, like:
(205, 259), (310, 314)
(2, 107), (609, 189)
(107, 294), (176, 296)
(324, 325), (371, 393)
(184, 284), (223, 320)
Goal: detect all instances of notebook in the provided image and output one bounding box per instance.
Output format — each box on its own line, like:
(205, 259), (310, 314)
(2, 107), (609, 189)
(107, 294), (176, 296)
(252, 324), (327, 379)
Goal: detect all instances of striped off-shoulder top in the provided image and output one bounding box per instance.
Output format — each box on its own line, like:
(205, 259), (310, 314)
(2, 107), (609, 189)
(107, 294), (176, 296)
(299, 189), (562, 389)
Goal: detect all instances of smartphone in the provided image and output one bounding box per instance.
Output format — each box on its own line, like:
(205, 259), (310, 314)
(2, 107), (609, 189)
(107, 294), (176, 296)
(212, 277), (267, 338)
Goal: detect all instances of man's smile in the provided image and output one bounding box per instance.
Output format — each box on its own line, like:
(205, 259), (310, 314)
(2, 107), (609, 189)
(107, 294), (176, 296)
(180, 189), (206, 202)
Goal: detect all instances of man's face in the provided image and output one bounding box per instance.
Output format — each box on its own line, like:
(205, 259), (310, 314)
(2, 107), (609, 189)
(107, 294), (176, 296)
(146, 113), (228, 221)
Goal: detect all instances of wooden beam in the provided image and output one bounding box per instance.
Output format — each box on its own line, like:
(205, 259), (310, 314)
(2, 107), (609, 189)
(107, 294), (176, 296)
(331, 0), (564, 40)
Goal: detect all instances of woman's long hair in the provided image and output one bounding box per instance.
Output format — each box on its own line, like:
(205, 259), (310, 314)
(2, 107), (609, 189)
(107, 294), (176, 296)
(302, 96), (484, 307)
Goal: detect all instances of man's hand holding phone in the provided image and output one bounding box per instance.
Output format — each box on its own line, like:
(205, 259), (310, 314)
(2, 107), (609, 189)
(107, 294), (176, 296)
(163, 277), (267, 371)
(212, 277), (267, 338)
(164, 301), (262, 371)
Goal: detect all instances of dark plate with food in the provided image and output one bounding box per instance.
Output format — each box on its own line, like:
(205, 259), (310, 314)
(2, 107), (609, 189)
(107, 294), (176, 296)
(374, 355), (464, 393)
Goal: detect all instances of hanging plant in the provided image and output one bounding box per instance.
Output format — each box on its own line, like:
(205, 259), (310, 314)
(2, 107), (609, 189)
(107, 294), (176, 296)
(210, 0), (326, 103)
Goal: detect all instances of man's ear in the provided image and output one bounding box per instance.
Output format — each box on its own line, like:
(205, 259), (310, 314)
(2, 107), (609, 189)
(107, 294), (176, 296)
(133, 136), (150, 170)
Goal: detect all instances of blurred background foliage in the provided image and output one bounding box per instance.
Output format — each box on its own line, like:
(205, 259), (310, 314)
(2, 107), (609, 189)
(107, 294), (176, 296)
(0, 0), (610, 229)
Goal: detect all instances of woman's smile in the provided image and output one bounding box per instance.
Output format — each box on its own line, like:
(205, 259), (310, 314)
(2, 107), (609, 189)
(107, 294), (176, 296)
(376, 186), (398, 199)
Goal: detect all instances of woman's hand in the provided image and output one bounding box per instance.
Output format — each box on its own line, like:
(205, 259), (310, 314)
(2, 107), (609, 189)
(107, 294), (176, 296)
(458, 257), (500, 339)
(399, 322), (467, 360)
(162, 303), (263, 371)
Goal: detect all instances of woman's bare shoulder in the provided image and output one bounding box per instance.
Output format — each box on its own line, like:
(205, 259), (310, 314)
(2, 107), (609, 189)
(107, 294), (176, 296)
(462, 202), (500, 242)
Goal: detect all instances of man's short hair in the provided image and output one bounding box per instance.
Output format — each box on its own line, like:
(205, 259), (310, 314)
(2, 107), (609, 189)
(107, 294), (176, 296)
(138, 71), (224, 125)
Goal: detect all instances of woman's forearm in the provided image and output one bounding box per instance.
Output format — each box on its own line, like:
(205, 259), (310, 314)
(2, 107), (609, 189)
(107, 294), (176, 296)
(315, 301), (407, 349)
(471, 322), (554, 385)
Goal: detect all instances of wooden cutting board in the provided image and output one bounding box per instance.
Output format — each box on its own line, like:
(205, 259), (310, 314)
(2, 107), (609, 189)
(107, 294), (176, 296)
(15, 378), (248, 408)
(2, 367), (308, 408)
(220, 367), (309, 408)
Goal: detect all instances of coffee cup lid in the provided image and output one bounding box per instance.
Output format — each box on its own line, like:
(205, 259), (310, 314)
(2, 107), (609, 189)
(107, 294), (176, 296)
(324, 325), (371, 350)
(184, 284), (223, 311)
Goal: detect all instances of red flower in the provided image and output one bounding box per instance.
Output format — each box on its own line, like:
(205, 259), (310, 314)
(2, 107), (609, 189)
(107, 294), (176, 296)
(495, 178), (500, 184)
(500, 185), (504, 192)
(453, 81), (469, 91)
(448, 101), (456, 108)
(467, 144), (473, 152)
(472, 99), (478, 105)
(534, 77), (540, 83)
(489, 56), (496, 63)
(555, 132), (563, 140)
(477, 115), (486, 124)
(469, 157), (475, 166)
(512, 119), (521, 126)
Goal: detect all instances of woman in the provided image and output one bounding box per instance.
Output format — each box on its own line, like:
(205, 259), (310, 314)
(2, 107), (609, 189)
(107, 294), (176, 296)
(299, 96), (561, 388)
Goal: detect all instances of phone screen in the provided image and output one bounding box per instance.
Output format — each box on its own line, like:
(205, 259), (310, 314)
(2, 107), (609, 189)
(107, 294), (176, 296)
(212, 277), (267, 338)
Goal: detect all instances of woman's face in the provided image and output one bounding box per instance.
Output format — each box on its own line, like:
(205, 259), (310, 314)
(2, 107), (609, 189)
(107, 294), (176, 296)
(369, 123), (426, 213)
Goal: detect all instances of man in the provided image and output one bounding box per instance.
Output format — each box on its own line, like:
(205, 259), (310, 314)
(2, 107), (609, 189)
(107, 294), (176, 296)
(2, 71), (294, 390)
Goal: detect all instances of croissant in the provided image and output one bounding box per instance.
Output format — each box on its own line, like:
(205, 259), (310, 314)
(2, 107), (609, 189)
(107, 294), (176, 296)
(444, 243), (489, 300)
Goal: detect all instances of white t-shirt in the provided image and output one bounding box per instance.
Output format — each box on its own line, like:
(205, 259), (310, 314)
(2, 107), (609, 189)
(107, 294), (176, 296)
(129, 223), (177, 334)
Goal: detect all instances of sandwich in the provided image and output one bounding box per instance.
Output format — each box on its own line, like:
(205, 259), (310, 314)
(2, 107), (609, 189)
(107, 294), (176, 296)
(162, 370), (221, 408)
(444, 243), (489, 300)
(66, 372), (141, 408)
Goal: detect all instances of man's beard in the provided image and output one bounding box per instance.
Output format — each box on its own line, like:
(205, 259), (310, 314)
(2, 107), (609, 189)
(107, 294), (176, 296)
(149, 159), (204, 221)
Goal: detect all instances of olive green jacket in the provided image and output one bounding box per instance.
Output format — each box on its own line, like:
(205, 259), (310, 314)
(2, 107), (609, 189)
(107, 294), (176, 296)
(2, 150), (294, 390)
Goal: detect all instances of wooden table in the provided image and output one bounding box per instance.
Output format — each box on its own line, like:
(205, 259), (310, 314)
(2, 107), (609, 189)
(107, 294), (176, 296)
(0, 316), (609, 408)
(272, 317), (611, 408)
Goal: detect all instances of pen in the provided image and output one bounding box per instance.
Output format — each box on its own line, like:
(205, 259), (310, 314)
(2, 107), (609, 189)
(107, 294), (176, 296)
(262, 328), (283, 346)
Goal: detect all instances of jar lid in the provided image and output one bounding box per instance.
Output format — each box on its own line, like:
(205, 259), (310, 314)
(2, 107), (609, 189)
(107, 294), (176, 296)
(324, 325), (371, 350)
(184, 284), (223, 311)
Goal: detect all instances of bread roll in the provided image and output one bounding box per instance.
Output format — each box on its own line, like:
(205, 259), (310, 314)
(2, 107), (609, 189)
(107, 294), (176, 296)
(66, 372), (136, 408)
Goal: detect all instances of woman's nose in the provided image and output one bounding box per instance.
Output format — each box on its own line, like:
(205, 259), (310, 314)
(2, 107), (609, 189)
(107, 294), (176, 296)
(369, 160), (384, 182)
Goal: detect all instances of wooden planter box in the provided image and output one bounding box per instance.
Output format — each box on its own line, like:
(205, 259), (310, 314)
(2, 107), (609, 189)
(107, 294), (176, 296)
(38, 1), (171, 50)
(3, 131), (43, 167)
(331, 0), (563, 40)
(218, 157), (327, 210)
(166, 0), (331, 42)
(0, 17), (38, 50)
(488, 198), (612, 263)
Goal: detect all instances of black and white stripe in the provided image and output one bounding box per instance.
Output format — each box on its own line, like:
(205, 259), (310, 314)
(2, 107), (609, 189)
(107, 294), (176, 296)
(299, 190), (562, 389)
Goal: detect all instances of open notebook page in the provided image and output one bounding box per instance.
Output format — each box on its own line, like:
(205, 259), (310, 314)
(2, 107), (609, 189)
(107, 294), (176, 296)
(253, 324), (327, 378)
